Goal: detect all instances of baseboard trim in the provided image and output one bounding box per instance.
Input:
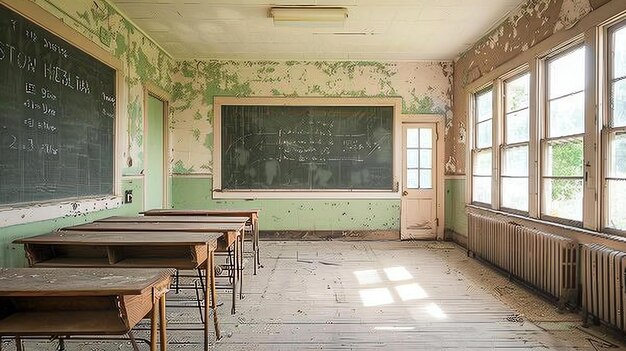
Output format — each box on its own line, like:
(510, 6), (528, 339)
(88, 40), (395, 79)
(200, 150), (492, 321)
(260, 230), (400, 241)
(446, 229), (467, 248)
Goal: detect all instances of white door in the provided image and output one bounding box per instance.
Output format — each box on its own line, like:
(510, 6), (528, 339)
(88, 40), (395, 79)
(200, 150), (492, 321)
(401, 123), (437, 240)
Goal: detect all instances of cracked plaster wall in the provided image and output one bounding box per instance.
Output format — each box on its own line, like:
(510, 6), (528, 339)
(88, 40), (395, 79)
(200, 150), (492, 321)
(449, 0), (609, 175)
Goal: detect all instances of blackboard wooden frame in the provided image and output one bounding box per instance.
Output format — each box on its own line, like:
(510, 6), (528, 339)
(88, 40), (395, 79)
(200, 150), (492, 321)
(0, 0), (123, 215)
(212, 97), (402, 199)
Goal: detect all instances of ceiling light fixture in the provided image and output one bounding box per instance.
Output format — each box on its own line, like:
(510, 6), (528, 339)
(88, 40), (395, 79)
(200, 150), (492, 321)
(269, 7), (348, 23)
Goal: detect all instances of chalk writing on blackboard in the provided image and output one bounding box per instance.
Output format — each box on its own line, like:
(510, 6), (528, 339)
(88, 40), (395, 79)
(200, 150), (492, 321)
(0, 3), (116, 205)
(221, 105), (393, 190)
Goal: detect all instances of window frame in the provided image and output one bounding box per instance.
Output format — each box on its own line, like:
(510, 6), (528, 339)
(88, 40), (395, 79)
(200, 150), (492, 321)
(603, 19), (626, 235)
(499, 70), (531, 215)
(471, 86), (495, 207)
(539, 43), (586, 227)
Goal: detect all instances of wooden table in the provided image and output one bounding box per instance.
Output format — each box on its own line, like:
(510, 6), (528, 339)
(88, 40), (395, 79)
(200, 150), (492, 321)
(141, 209), (261, 274)
(14, 231), (222, 351)
(64, 221), (245, 314)
(0, 268), (172, 351)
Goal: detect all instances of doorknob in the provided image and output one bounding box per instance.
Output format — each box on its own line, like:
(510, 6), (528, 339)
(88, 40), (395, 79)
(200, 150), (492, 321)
(402, 190), (408, 196)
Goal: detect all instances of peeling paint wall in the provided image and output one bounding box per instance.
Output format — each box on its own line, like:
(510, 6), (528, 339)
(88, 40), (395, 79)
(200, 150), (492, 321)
(449, 0), (610, 175)
(0, 0), (173, 266)
(171, 60), (453, 173)
(31, 0), (173, 174)
(170, 60), (452, 230)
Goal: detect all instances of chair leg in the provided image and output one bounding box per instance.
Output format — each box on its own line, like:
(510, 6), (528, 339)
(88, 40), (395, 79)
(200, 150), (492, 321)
(128, 331), (140, 351)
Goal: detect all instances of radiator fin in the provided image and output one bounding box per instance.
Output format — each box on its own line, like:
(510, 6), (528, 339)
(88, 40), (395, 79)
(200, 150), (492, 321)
(581, 243), (626, 332)
(468, 213), (578, 305)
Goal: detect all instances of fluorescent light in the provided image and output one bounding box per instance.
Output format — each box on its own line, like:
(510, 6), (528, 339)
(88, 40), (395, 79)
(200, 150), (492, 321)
(270, 7), (348, 23)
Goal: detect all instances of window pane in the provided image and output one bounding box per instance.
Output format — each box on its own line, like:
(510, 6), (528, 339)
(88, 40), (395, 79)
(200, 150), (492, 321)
(506, 73), (530, 112)
(502, 145), (528, 176)
(420, 170), (432, 189)
(549, 92), (585, 137)
(614, 25), (626, 79)
(407, 170), (419, 189)
(609, 132), (626, 178)
(545, 138), (583, 177)
(407, 129), (419, 148)
(548, 47), (585, 99)
(420, 149), (432, 169)
(502, 177), (529, 211)
(476, 90), (493, 122)
(607, 179), (626, 231)
(476, 120), (492, 148)
(473, 176), (491, 203)
(543, 178), (583, 221)
(506, 108), (530, 143)
(473, 149), (492, 176)
(612, 78), (626, 128)
(407, 150), (419, 168)
(420, 128), (432, 148)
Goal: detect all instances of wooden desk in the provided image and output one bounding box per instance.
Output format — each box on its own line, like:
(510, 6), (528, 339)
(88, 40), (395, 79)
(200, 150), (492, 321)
(141, 209), (261, 275)
(14, 231), (221, 350)
(102, 215), (249, 224)
(0, 268), (172, 351)
(63, 221), (244, 314)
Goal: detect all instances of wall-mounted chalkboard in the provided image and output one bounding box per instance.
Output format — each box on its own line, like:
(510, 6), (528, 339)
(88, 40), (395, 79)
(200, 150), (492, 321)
(0, 3), (116, 206)
(221, 105), (393, 190)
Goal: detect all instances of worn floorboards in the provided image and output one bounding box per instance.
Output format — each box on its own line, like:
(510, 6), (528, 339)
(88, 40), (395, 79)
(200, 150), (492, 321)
(4, 241), (625, 350)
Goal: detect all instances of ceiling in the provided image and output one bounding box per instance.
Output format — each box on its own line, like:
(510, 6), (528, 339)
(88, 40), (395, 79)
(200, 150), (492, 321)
(110, 0), (525, 61)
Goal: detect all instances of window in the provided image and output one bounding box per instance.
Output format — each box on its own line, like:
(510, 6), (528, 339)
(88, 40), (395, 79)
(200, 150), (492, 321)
(406, 127), (433, 189)
(501, 73), (530, 212)
(606, 23), (626, 231)
(542, 46), (585, 223)
(472, 88), (493, 204)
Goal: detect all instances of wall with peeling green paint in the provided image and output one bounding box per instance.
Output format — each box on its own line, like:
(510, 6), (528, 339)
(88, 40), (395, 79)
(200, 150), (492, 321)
(172, 176), (400, 231)
(0, 0), (173, 266)
(445, 179), (467, 237)
(170, 60), (453, 231)
(0, 179), (144, 267)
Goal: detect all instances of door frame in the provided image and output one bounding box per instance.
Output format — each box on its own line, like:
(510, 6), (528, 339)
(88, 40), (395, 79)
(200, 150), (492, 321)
(142, 83), (171, 210)
(400, 114), (445, 240)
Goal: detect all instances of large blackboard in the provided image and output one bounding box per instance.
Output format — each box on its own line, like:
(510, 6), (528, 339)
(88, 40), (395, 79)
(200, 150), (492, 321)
(221, 105), (393, 190)
(0, 3), (116, 205)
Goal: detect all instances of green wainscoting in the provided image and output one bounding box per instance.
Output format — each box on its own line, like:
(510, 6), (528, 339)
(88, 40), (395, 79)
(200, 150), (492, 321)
(445, 178), (467, 237)
(172, 176), (400, 231)
(0, 178), (144, 267)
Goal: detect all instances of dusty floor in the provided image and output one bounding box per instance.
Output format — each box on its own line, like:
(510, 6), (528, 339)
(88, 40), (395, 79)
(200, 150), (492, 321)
(3, 241), (626, 350)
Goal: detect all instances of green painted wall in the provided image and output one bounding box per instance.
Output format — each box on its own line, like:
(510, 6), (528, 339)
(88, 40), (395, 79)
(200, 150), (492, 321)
(145, 95), (165, 210)
(0, 1), (172, 266)
(445, 178), (467, 236)
(172, 176), (400, 231)
(0, 178), (144, 267)
(170, 60), (453, 231)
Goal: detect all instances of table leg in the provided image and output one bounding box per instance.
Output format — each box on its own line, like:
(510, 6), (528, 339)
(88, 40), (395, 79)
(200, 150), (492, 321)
(151, 304), (157, 351)
(239, 230), (244, 300)
(159, 294), (167, 351)
(254, 215), (261, 268)
(15, 337), (22, 351)
(208, 250), (221, 346)
(232, 242), (237, 314)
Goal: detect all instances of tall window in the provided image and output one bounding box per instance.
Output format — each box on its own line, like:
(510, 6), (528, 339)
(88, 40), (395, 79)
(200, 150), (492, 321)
(607, 23), (626, 231)
(542, 47), (585, 223)
(501, 73), (530, 212)
(472, 88), (493, 204)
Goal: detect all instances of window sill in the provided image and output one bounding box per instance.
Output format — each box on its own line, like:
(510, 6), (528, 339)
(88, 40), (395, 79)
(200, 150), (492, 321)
(465, 204), (626, 244)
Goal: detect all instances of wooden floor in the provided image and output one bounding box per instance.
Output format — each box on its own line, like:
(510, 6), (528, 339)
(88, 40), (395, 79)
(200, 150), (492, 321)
(4, 241), (626, 350)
